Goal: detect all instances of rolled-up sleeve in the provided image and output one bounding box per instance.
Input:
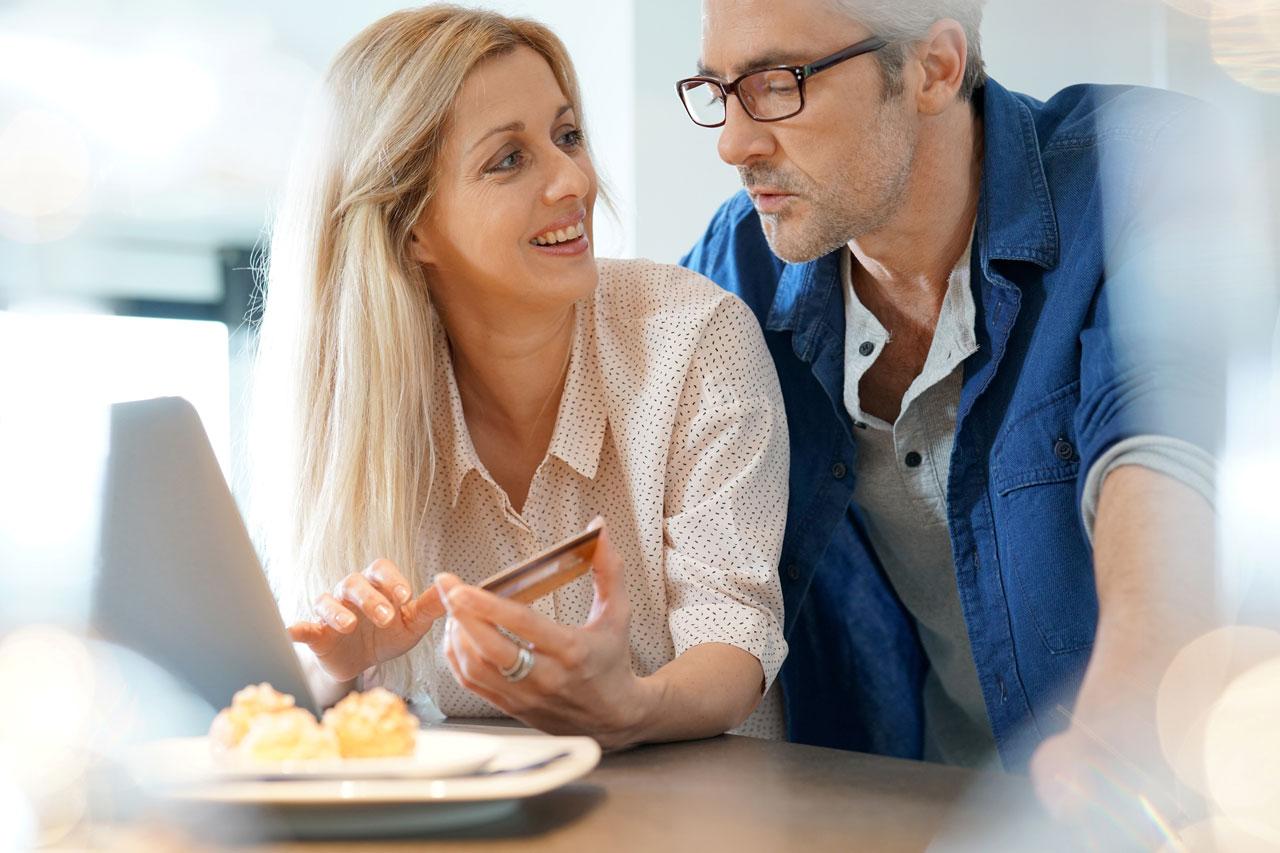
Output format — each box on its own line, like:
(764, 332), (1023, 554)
(1074, 102), (1272, 515)
(662, 294), (790, 691)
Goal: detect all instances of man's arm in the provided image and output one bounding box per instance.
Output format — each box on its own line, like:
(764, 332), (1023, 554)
(1031, 464), (1218, 828)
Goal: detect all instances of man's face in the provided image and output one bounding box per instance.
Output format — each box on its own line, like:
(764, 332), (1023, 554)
(699, 0), (919, 262)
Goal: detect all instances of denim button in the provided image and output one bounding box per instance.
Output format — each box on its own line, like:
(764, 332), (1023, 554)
(1054, 438), (1077, 462)
(904, 451), (923, 468)
(858, 341), (875, 357)
(786, 564), (801, 581)
(831, 462), (847, 480)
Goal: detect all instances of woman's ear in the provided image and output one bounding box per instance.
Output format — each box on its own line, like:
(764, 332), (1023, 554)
(408, 222), (437, 266)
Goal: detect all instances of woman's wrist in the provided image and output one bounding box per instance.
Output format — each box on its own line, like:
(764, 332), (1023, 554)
(596, 673), (668, 750)
(300, 649), (359, 708)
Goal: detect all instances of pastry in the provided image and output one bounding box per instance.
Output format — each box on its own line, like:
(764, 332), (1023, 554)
(208, 682), (296, 751)
(238, 707), (340, 762)
(322, 687), (419, 758)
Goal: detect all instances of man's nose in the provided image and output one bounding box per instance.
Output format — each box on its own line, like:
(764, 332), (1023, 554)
(716, 95), (775, 166)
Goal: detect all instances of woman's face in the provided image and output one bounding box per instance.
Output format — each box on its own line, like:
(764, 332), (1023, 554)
(411, 46), (599, 314)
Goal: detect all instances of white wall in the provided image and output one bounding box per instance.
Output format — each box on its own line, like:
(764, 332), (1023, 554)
(2, 0), (1275, 294)
(983, 0), (1171, 97)
(633, 0), (741, 264)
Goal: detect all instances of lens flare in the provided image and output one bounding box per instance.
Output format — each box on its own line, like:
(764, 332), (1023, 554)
(1211, 0), (1280, 95)
(0, 627), (97, 796)
(1203, 656), (1280, 843)
(1156, 627), (1280, 796)
(1164, 817), (1279, 851)
(0, 110), (90, 242)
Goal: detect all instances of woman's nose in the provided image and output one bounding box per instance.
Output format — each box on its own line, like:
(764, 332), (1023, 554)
(544, 147), (593, 203)
(716, 96), (775, 167)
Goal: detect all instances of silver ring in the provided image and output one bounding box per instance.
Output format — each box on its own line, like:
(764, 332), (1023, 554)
(499, 646), (535, 682)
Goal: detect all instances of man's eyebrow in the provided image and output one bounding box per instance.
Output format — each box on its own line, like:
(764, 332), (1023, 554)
(696, 51), (810, 80)
(466, 105), (575, 156)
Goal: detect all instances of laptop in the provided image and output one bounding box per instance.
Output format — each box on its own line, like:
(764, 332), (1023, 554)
(92, 396), (320, 717)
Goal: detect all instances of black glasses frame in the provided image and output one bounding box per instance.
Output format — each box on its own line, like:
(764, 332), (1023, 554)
(676, 36), (889, 128)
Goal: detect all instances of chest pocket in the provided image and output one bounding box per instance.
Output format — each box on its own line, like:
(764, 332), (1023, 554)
(990, 381), (1098, 654)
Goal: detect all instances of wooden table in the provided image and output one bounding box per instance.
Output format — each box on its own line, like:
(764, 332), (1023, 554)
(224, 727), (1053, 852)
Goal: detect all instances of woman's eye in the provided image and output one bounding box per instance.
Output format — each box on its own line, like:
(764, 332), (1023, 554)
(558, 128), (585, 148)
(488, 150), (524, 173)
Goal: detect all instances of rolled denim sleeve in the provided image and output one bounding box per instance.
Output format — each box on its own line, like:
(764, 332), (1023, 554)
(1073, 101), (1270, 513)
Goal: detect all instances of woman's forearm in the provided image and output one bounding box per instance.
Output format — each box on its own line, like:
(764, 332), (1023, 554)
(615, 643), (764, 749)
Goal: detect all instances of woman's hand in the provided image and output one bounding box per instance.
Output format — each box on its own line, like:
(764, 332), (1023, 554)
(435, 520), (660, 749)
(287, 558), (445, 684)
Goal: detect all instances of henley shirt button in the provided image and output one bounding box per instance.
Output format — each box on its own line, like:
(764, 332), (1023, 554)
(831, 462), (848, 480)
(904, 451), (923, 468)
(854, 421), (868, 430)
(786, 564), (801, 581)
(1054, 438), (1077, 462)
(858, 341), (876, 357)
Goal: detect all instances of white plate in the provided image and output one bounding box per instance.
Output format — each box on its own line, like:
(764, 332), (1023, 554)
(135, 730), (502, 783)
(131, 731), (603, 839)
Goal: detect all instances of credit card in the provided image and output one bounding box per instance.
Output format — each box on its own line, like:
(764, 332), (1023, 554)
(479, 527), (600, 604)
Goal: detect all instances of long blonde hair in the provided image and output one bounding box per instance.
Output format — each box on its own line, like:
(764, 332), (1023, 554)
(250, 5), (586, 694)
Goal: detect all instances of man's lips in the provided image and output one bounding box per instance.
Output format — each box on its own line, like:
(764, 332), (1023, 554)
(749, 188), (797, 214)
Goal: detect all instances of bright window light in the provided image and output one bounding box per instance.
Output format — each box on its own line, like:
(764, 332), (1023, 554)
(0, 310), (232, 617)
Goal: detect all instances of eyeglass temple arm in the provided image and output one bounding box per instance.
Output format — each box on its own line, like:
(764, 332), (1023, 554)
(801, 37), (888, 78)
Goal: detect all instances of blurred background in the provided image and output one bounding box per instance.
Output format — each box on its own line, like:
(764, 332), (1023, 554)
(1, 0), (1278, 849)
(0, 0), (1278, 489)
(1, 0), (1278, 492)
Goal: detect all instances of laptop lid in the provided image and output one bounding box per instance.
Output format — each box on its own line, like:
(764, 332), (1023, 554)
(92, 396), (319, 717)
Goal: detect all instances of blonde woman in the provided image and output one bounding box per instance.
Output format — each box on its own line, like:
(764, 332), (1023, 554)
(253, 5), (788, 748)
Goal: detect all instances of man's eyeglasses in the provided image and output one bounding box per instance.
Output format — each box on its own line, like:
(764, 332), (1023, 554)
(676, 36), (888, 128)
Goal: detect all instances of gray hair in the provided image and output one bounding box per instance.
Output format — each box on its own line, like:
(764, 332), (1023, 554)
(832, 1), (987, 101)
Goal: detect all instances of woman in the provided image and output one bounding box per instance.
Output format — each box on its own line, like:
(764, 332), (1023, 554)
(252, 4), (789, 747)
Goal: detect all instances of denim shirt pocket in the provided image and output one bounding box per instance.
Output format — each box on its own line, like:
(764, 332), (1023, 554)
(990, 380), (1098, 654)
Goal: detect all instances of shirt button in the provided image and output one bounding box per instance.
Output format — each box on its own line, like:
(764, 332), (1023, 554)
(831, 462), (847, 480)
(854, 421), (868, 430)
(786, 564), (801, 581)
(904, 451), (923, 468)
(1054, 438), (1077, 462)
(858, 341), (876, 357)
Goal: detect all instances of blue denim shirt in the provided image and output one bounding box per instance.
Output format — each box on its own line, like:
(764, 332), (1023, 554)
(682, 78), (1224, 772)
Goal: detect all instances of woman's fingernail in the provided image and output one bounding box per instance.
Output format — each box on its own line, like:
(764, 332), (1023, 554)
(394, 585), (411, 604)
(375, 604), (393, 624)
(337, 612), (355, 628)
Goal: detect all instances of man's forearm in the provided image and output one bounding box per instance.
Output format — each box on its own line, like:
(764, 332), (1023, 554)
(1076, 464), (1219, 719)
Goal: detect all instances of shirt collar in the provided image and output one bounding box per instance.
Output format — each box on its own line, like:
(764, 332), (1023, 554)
(840, 228), (978, 427)
(976, 78), (1060, 270)
(545, 301), (608, 482)
(435, 301), (607, 510)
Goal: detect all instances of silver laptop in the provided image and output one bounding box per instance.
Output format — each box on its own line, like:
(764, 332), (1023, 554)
(92, 396), (319, 717)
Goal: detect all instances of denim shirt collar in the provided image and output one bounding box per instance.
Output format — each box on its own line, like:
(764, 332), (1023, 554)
(765, 77), (1059, 353)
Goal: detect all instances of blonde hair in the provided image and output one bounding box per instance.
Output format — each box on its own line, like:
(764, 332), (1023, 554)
(250, 5), (586, 694)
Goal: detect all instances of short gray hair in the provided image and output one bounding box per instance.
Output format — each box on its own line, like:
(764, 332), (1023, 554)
(832, 1), (987, 101)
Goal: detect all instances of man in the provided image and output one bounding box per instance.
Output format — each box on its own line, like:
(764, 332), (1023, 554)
(678, 0), (1241, 820)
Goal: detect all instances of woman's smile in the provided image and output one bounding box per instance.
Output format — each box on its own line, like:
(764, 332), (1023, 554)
(529, 210), (590, 256)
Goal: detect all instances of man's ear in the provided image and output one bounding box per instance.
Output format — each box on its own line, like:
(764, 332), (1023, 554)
(914, 19), (968, 116)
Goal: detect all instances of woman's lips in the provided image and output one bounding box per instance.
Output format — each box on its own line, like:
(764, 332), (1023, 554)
(531, 231), (590, 256)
